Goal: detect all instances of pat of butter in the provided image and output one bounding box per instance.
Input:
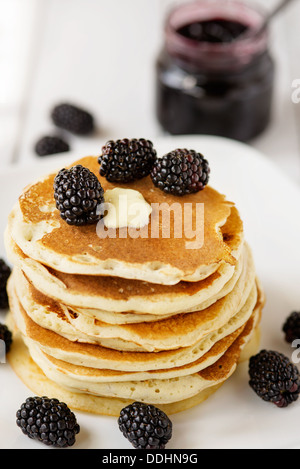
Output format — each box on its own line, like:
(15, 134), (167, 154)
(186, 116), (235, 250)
(103, 188), (152, 229)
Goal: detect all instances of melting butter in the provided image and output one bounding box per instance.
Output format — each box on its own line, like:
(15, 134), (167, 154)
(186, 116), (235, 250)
(103, 188), (152, 229)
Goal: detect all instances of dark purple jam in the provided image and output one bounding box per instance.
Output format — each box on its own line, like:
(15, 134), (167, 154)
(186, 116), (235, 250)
(177, 19), (248, 43)
(155, 1), (275, 142)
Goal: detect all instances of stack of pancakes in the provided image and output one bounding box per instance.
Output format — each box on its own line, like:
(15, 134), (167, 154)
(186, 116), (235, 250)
(4, 156), (264, 416)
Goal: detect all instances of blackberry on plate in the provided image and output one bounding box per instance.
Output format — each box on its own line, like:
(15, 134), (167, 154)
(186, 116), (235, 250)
(150, 148), (210, 196)
(118, 401), (172, 449)
(16, 396), (80, 447)
(51, 103), (94, 135)
(249, 350), (300, 408)
(0, 259), (11, 309)
(0, 323), (12, 354)
(35, 136), (70, 157)
(99, 138), (157, 183)
(283, 312), (300, 345)
(54, 165), (104, 226)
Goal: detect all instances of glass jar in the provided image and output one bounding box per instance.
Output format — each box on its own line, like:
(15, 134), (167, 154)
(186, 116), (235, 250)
(156, 0), (275, 142)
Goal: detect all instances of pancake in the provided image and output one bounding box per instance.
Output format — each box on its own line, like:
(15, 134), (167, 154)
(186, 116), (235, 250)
(11, 243), (255, 353)
(4, 320), (226, 415)
(7, 273), (264, 373)
(6, 303), (261, 410)
(7, 156), (243, 285)
(23, 292), (260, 383)
(11, 239), (245, 332)
(6, 235), (239, 317)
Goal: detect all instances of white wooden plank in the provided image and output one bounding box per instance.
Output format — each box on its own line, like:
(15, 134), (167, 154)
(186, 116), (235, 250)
(16, 0), (163, 163)
(10, 0), (300, 187)
(251, 9), (300, 184)
(283, 0), (300, 166)
(0, 0), (43, 165)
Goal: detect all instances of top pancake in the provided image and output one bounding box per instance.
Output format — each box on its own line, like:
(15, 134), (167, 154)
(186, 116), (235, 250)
(5, 225), (243, 317)
(8, 156), (242, 285)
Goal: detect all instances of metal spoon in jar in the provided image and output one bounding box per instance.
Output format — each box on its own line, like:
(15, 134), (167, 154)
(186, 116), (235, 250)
(266, 0), (296, 23)
(240, 0), (296, 40)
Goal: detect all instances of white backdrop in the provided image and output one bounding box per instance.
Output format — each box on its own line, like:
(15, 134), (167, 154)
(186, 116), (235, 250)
(1, 0), (300, 183)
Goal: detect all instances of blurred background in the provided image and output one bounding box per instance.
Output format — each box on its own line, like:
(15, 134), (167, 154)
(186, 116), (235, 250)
(1, 0), (300, 182)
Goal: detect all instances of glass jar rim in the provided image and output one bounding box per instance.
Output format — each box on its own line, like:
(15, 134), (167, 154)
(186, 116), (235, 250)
(164, 0), (270, 71)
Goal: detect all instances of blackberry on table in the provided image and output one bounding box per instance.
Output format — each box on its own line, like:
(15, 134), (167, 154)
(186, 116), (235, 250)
(99, 138), (157, 183)
(35, 136), (70, 157)
(54, 165), (104, 226)
(0, 259), (11, 309)
(283, 312), (300, 345)
(16, 396), (80, 447)
(249, 350), (300, 408)
(0, 323), (12, 354)
(51, 103), (94, 135)
(118, 401), (172, 449)
(150, 148), (210, 196)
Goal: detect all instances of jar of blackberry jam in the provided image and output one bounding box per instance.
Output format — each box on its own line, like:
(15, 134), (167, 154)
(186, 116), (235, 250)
(156, 0), (275, 141)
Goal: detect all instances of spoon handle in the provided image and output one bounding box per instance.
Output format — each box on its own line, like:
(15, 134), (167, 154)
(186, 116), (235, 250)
(267, 0), (296, 23)
(243, 0), (296, 40)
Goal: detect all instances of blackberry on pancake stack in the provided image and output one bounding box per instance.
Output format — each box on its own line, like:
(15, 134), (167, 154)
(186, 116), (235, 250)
(4, 141), (264, 416)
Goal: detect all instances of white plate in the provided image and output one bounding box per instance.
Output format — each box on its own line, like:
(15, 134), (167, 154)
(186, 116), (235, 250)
(1, 135), (300, 449)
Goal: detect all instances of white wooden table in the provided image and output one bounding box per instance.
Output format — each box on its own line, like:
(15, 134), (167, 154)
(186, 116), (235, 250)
(1, 0), (300, 184)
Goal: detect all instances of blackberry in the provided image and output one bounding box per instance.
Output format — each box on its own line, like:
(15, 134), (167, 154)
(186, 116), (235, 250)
(150, 148), (210, 196)
(51, 103), (94, 135)
(0, 259), (11, 309)
(16, 396), (80, 447)
(99, 138), (157, 183)
(118, 401), (172, 449)
(54, 165), (104, 226)
(0, 323), (12, 354)
(178, 19), (248, 43)
(249, 350), (300, 408)
(34, 136), (70, 157)
(283, 312), (300, 345)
